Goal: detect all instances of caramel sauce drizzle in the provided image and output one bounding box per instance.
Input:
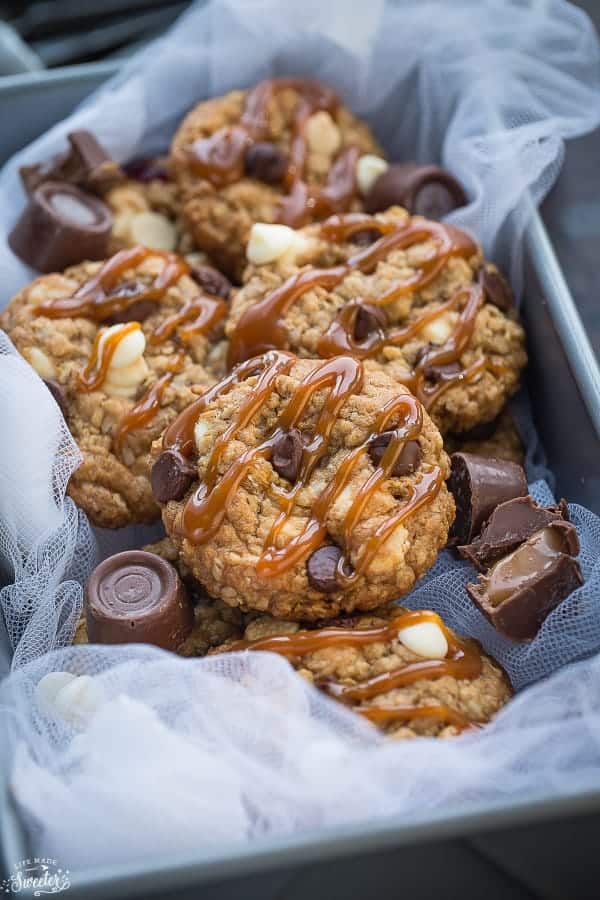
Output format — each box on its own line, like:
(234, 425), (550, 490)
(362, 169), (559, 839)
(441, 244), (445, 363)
(227, 609), (483, 731)
(187, 78), (358, 227)
(228, 213), (497, 415)
(163, 351), (443, 580)
(149, 295), (228, 346)
(78, 321), (140, 392)
(114, 351), (186, 453)
(35, 246), (190, 322)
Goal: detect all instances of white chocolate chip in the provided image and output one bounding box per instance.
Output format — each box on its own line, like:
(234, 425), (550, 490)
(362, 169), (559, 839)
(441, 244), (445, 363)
(27, 347), (57, 379)
(356, 154), (389, 196)
(98, 324), (146, 368)
(398, 621), (449, 659)
(305, 111), (341, 157)
(419, 312), (458, 345)
(194, 418), (210, 452)
(128, 211), (177, 252)
(367, 524), (409, 574)
(247, 223), (297, 265)
(104, 356), (149, 389)
(36, 672), (105, 726)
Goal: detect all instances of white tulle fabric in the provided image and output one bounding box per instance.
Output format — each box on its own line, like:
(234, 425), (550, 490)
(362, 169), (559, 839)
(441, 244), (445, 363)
(1, 0), (600, 872)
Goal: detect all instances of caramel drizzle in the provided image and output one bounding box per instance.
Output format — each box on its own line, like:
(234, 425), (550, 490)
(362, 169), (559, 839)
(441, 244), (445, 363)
(78, 321), (140, 392)
(187, 78), (359, 227)
(227, 609), (483, 730)
(164, 351), (442, 579)
(114, 351), (186, 453)
(35, 246), (189, 322)
(149, 295), (228, 346)
(228, 215), (479, 403)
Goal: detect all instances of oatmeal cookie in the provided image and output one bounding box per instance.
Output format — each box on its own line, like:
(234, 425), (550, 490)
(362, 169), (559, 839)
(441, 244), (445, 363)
(171, 78), (383, 280)
(214, 605), (512, 738)
(226, 207), (527, 435)
(444, 410), (524, 464)
(1, 248), (232, 528)
(154, 351), (455, 620)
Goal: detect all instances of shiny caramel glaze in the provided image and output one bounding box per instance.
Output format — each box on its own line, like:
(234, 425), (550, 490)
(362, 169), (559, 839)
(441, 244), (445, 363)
(186, 78), (360, 227)
(227, 608), (484, 732)
(162, 351), (443, 582)
(228, 214), (501, 414)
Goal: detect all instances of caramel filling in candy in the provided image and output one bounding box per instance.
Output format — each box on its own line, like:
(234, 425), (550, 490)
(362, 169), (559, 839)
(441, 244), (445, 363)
(485, 527), (566, 607)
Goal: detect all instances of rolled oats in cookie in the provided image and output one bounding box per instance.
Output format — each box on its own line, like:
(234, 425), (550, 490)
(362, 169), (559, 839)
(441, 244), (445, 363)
(226, 207), (527, 435)
(0, 246), (232, 528)
(154, 350), (455, 621)
(170, 78), (383, 280)
(214, 605), (512, 739)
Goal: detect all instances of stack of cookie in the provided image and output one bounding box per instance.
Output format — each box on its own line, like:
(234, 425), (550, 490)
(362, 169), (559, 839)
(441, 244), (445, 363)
(4, 78), (581, 739)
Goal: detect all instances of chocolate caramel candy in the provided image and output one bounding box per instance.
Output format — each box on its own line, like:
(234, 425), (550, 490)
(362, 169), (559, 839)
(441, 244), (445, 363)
(20, 130), (123, 196)
(459, 496), (570, 572)
(467, 521), (583, 641)
(9, 181), (111, 272)
(85, 550), (193, 650)
(448, 452), (528, 546)
(364, 163), (467, 219)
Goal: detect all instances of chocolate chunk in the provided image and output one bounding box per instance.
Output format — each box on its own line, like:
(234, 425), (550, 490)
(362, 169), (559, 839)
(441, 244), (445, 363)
(244, 142), (287, 184)
(151, 449), (196, 503)
(9, 181), (112, 272)
(43, 379), (68, 418)
(190, 264), (232, 299)
(467, 521), (583, 641)
(368, 433), (422, 477)
(107, 281), (157, 324)
(20, 130), (123, 196)
(349, 228), (381, 246)
(354, 304), (388, 342)
(271, 428), (304, 482)
(123, 158), (169, 183)
(479, 266), (513, 312)
(423, 361), (462, 382)
(365, 163), (466, 219)
(85, 550), (194, 650)
(448, 452), (528, 547)
(307, 545), (350, 593)
(459, 495), (571, 571)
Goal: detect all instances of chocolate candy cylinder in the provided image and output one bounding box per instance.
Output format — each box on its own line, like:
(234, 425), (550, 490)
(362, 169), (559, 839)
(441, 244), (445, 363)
(467, 521), (583, 641)
(85, 550), (194, 651)
(448, 452), (528, 546)
(365, 162), (466, 219)
(8, 181), (111, 272)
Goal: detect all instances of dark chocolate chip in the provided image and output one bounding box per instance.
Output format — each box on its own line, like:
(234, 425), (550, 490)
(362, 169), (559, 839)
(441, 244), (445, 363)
(349, 228), (381, 246)
(368, 433), (422, 477)
(354, 304), (387, 342)
(478, 266), (513, 312)
(365, 162), (466, 219)
(8, 181), (112, 272)
(151, 449), (196, 503)
(466, 521), (583, 641)
(123, 158), (170, 183)
(448, 452), (528, 547)
(458, 495), (573, 571)
(244, 142), (287, 184)
(107, 281), (157, 324)
(43, 379), (68, 418)
(306, 545), (350, 593)
(85, 550), (193, 650)
(271, 428), (304, 482)
(190, 264), (232, 299)
(423, 361), (462, 383)
(414, 342), (434, 368)
(449, 417), (499, 444)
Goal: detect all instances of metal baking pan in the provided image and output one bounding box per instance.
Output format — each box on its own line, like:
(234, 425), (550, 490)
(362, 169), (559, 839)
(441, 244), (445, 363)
(1, 66), (600, 900)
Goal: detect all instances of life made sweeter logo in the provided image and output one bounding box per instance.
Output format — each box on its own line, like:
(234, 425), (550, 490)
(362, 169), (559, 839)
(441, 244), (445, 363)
(2, 858), (70, 896)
